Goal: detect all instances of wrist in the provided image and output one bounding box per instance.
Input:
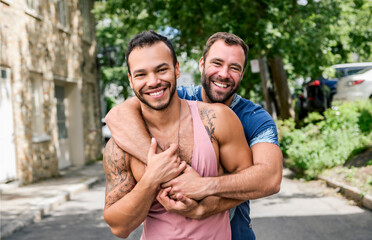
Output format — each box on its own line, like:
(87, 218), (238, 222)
(141, 171), (160, 191)
(188, 203), (206, 220)
(203, 177), (218, 197)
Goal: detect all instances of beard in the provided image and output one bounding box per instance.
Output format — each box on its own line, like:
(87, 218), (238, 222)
(133, 74), (177, 111)
(201, 68), (240, 104)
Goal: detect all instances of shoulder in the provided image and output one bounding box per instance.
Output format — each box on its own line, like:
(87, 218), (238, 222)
(232, 96), (275, 125)
(196, 101), (238, 126)
(232, 96), (279, 146)
(105, 97), (138, 125)
(232, 96), (264, 115)
(196, 102), (243, 141)
(197, 101), (234, 116)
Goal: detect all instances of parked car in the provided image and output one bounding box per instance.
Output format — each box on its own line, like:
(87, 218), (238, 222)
(333, 67), (372, 101)
(102, 118), (112, 145)
(297, 62), (372, 119)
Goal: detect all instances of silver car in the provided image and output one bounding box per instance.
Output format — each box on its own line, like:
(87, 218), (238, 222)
(333, 67), (372, 101)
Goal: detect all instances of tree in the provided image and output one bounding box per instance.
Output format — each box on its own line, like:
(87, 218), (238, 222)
(94, 0), (372, 118)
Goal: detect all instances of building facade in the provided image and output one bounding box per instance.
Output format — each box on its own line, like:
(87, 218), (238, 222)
(0, 0), (103, 184)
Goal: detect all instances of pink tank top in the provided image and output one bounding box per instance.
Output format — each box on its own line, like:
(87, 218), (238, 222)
(141, 100), (231, 240)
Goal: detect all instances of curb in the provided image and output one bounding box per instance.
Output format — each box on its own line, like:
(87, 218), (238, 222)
(318, 175), (372, 211)
(1, 177), (103, 238)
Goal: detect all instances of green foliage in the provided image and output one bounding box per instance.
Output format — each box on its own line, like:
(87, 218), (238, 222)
(94, 0), (372, 102)
(104, 96), (116, 114)
(277, 100), (372, 179)
(100, 66), (131, 99)
(367, 159), (372, 166)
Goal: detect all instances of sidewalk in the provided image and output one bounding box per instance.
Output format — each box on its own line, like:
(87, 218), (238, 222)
(0, 161), (105, 238)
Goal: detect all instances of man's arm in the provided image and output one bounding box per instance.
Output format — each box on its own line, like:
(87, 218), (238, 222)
(157, 187), (244, 219)
(162, 104), (282, 201)
(103, 138), (186, 238)
(206, 142), (282, 200)
(162, 104), (253, 200)
(162, 143), (282, 201)
(105, 97), (149, 163)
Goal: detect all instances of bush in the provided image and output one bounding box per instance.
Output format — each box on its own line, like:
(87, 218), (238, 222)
(277, 100), (372, 179)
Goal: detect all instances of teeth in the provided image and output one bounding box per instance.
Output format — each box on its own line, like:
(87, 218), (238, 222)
(214, 82), (227, 88)
(149, 90), (164, 96)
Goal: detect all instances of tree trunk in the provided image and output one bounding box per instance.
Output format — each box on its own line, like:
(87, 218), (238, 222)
(268, 55), (294, 119)
(258, 57), (273, 115)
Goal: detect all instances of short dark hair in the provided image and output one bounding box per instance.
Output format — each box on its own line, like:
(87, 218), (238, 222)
(203, 32), (249, 71)
(126, 31), (177, 75)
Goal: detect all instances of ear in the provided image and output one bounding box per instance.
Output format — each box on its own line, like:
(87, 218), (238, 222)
(175, 62), (180, 79)
(240, 70), (245, 80)
(128, 73), (133, 89)
(199, 57), (204, 73)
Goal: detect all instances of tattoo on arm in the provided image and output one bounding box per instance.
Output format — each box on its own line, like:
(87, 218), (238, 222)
(103, 140), (136, 209)
(200, 108), (217, 143)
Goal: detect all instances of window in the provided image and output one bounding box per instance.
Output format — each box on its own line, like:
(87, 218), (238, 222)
(86, 84), (96, 130)
(55, 85), (68, 140)
(30, 74), (45, 137)
(24, 0), (42, 20)
(25, 0), (38, 10)
(80, 0), (92, 41)
(57, 0), (69, 28)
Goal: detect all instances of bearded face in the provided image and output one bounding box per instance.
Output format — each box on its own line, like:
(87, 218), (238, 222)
(201, 67), (240, 104)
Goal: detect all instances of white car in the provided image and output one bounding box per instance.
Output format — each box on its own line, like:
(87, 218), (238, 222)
(333, 67), (372, 101)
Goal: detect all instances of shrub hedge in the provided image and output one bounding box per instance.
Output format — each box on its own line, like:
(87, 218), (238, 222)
(277, 100), (372, 179)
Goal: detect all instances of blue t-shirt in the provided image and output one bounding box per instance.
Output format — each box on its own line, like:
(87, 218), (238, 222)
(177, 85), (279, 240)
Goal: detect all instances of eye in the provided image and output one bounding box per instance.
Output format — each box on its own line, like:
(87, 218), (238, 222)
(134, 73), (145, 78)
(212, 61), (222, 66)
(158, 68), (168, 73)
(231, 67), (240, 72)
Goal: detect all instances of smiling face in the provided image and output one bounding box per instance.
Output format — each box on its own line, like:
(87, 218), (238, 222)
(128, 42), (180, 111)
(200, 40), (245, 106)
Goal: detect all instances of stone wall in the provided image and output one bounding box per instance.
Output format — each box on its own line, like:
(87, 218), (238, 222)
(0, 0), (102, 184)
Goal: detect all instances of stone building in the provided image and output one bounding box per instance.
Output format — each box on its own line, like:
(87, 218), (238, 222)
(0, 0), (103, 184)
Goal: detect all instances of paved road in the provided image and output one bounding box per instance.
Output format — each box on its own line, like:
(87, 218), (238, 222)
(3, 181), (143, 240)
(250, 170), (372, 240)
(4, 170), (372, 240)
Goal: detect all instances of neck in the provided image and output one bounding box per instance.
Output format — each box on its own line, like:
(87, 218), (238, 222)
(141, 95), (181, 130)
(201, 88), (234, 107)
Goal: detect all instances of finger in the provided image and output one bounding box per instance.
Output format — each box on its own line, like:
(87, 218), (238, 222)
(163, 186), (172, 195)
(183, 164), (192, 173)
(157, 193), (167, 207)
(157, 189), (166, 202)
(164, 143), (179, 156)
(148, 138), (157, 156)
(176, 193), (193, 207)
(161, 180), (173, 189)
(157, 188), (171, 203)
(177, 161), (187, 173)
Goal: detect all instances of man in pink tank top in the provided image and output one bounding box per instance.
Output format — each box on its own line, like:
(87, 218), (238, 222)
(103, 31), (252, 239)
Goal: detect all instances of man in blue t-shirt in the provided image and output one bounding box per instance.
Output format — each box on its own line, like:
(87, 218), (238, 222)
(105, 32), (283, 240)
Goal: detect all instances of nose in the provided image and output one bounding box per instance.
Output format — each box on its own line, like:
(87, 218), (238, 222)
(147, 73), (160, 87)
(218, 66), (229, 79)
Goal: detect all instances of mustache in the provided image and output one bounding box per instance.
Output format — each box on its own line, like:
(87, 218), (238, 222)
(209, 75), (233, 84)
(140, 83), (170, 93)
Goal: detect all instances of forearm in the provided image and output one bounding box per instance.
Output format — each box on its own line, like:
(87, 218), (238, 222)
(185, 196), (243, 220)
(104, 177), (157, 238)
(105, 97), (150, 163)
(205, 144), (283, 200)
(206, 164), (280, 200)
